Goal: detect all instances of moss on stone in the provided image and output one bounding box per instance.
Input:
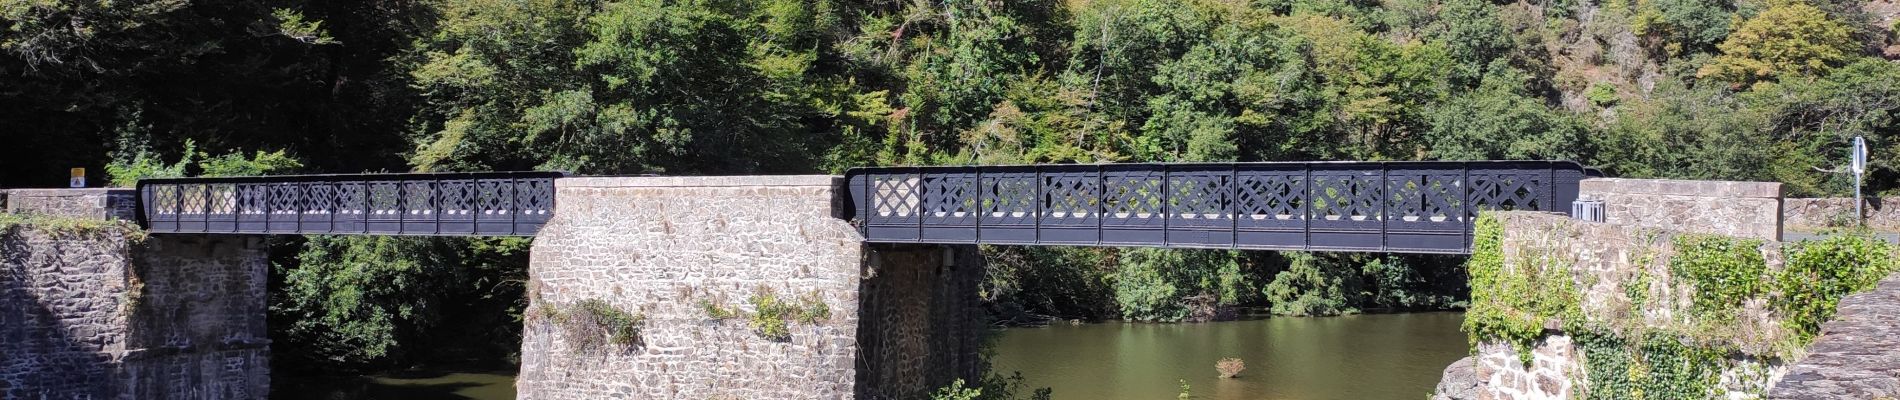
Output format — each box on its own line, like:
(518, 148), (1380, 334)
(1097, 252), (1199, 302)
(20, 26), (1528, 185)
(0, 213), (146, 242)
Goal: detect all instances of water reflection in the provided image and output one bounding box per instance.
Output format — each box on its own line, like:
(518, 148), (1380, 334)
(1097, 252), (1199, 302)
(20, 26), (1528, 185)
(273, 370), (516, 400)
(989, 312), (1468, 400)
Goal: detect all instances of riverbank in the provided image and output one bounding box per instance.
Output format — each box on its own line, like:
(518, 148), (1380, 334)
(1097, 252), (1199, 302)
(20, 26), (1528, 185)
(272, 370), (517, 400)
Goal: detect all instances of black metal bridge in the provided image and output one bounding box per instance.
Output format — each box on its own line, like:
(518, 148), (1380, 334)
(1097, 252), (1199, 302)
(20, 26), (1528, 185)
(137, 172), (561, 236)
(133, 161), (1590, 253)
(843, 161), (1590, 254)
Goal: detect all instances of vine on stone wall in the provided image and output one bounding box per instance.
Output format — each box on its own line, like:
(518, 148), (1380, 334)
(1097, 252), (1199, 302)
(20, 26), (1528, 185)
(1775, 232), (1900, 343)
(1465, 213), (1900, 399)
(1462, 215), (1582, 364)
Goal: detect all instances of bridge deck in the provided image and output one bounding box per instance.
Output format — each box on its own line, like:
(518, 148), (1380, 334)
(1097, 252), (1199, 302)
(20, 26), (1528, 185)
(137, 171), (561, 236)
(844, 161), (1589, 254)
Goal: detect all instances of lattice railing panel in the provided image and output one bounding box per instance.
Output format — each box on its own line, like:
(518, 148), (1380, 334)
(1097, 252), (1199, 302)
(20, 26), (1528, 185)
(846, 161), (1589, 254)
(139, 172), (563, 236)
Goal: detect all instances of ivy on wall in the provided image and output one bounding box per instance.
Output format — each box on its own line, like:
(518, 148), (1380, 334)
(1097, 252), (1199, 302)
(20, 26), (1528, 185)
(1464, 213), (1900, 398)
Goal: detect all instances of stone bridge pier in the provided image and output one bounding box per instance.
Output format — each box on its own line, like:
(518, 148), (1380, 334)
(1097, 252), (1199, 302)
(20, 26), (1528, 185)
(0, 189), (271, 399)
(518, 176), (985, 399)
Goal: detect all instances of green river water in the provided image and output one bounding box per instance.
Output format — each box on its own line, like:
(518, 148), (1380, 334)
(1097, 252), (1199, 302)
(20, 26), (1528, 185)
(276, 312), (1467, 400)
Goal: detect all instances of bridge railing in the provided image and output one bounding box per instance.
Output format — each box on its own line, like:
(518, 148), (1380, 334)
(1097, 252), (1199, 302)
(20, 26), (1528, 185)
(137, 171), (563, 236)
(844, 161), (1589, 254)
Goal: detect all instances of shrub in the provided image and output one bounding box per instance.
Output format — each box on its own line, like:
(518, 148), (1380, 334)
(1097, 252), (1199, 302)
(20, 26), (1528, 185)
(557, 299), (645, 352)
(1215, 357), (1245, 378)
(1262, 252), (1361, 316)
(1775, 233), (1899, 342)
(931, 379), (982, 400)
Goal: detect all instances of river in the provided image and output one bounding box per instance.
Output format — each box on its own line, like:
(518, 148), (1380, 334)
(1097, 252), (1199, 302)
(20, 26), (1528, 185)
(989, 311), (1469, 400)
(275, 312), (1467, 400)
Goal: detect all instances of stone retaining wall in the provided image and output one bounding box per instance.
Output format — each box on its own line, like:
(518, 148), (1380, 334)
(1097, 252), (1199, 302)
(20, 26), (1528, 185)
(519, 176), (982, 400)
(1579, 178), (1783, 241)
(1782, 197), (1900, 231)
(1768, 271), (1900, 399)
(0, 220), (268, 398)
(1436, 212), (1789, 400)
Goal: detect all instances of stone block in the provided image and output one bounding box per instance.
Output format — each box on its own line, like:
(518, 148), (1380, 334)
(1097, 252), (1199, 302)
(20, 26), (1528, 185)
(1578, 178), (1783, 241)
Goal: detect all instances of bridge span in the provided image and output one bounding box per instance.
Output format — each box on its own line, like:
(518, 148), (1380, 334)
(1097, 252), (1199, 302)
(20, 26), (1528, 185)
(133, 160), (1593, 254)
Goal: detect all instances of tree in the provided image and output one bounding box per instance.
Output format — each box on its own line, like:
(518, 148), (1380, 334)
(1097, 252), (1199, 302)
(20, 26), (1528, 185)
(1424, 66), (1588, 161)
(1698, 1), (1856, 85)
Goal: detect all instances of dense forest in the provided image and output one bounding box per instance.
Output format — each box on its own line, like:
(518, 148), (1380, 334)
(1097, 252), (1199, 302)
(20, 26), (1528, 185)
(6, 0), (1900, 373)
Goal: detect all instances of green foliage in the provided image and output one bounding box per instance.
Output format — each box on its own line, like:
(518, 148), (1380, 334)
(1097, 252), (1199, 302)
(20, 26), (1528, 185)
(105, 139), (303, 187)
(1576, 331), (1728, 400)
(1698, 1), (1857, 85)
(0, 213), (145, 241)
(746, 289), (830, 341)
(555, 299), (645, 351)
(1586, 82), (1620, 108)
(1631, 0), (1734, 54)
(1467, 215), (1900, 398)
(1425, 67), (1588, 161)
(1461, 214), (1581, 357)
(1262, 252), (1362, 316)
(932, 380), (983, 400)
(274, 236), (531, 370)
(1177, 379), (1192, 400)
(1111, 248), (1248, 321)
(1776, 233), (1900, 342)
(1669, 234), (1768, 317)
(272, 8), (338, 45)
(981, 246), (1119, 322)
(701, 299), (737, 320)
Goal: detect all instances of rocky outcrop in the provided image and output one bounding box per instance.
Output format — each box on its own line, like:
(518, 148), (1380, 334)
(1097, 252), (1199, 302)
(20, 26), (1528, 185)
(1431, 357), (1479, 400)
(1769, 272), (1900, 399)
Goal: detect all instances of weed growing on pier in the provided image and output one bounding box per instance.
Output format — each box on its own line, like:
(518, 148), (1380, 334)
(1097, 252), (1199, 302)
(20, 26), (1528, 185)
(550, 298), (645, 352)
(745, 288), (831, 342)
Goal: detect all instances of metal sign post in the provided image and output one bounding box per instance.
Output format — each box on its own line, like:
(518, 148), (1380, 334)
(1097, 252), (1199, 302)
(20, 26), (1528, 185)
(1853, 136), (1868, 226)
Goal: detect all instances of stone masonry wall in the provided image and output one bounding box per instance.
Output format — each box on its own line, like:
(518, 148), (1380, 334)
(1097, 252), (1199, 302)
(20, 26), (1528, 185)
(855, 244), (984, 399)
(1579, 178), (1784, 241)
(2, 189), (138, 221)
(1768, 271), (1900, 399)
(1782, 196), (1900, 231)
(1436, 212), (1789, 400)
(520, 176), (982, 400)
(0, 219), (268, 399)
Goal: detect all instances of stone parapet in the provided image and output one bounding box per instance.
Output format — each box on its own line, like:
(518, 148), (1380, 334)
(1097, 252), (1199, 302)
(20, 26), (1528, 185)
(2, 188), (138, 221)
(1579, 178), (1784, 241)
